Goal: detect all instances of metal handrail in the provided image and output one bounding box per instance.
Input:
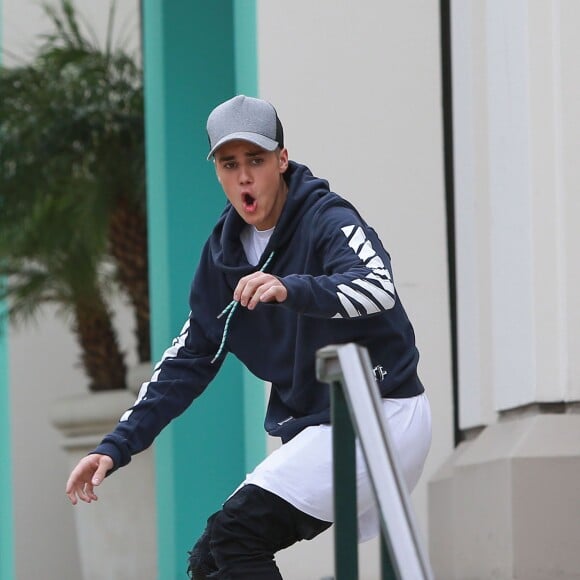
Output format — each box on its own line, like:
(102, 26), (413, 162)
(316, 343), (434, 580)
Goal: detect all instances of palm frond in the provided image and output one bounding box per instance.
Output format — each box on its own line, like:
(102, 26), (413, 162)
(105, 0), (116, 62)
(0, 0), (146, 387)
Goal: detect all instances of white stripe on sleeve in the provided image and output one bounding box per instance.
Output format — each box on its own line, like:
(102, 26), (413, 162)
(338, 284), (381, 315)
(120, 317), (191, 422)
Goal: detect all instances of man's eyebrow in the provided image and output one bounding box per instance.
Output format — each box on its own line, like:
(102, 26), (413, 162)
(216, 149), (264, 162)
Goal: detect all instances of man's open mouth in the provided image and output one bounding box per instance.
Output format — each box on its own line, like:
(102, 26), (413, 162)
(242, 193), (257, 212)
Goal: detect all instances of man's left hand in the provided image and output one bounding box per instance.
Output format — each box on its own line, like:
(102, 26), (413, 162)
(234, 272), (288, 310)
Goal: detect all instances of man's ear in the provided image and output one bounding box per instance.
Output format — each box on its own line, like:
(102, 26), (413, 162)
(278, 148), (289, 172)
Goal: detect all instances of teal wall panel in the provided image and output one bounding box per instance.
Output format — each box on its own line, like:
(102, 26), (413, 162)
(142, 1), (260, 577)
(0, 299), (15, 580)
(0, 0), (16, 573)
(233, 0), (267, 475)
(234, 0), (257, 96)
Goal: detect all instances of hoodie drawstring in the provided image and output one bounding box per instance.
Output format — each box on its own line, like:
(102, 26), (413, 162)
(211, 251), (276, 364)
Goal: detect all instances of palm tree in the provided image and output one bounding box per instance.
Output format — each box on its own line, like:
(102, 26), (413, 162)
(0, 195), (127, 391)
(0, 0), (148, 390)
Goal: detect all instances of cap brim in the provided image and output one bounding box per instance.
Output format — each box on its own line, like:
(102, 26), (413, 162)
(207, 132), (279, 160)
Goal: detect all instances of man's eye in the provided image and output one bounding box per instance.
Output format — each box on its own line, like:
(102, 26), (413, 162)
(251, 158), (264, 165)
(224, 162), (236, 170)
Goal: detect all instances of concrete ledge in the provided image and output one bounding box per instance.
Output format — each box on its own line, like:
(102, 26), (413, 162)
(428, 414), (580, 580)
(50, 390), (136, 440)
(49, 362), (152, 440)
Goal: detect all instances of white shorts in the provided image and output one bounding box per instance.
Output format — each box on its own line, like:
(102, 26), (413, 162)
(240, 393), (432, 543)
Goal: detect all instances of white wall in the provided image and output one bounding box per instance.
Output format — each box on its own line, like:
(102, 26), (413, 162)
(2, 0), (140, 65)
(9, 299), (139, 580)
(257, 1), (454, 577)
(2, 2), (140, 579)
(10, 316), (84, 579)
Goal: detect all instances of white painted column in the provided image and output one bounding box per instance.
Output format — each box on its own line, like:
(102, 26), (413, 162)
(486, 0), (580, 409)
(454, 0), (580, 417)
(557, 0), (580, 402)
(451, 0), (496, 429)
(486, 0), (537, 410)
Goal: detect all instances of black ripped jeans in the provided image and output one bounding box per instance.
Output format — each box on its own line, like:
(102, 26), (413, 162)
(187, 484), (332, 579)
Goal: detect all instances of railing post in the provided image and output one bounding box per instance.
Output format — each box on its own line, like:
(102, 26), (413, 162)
(317, 343), (434, 580)
(381, 533), (397, 580)
(330, 380), (358, 580)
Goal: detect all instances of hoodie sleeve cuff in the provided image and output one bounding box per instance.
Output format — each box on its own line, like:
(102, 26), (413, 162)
(90, 439), (132, 474)
(279, 275), (308, 312)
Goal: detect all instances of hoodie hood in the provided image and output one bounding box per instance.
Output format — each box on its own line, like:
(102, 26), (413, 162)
(271, 162), (331, 249)
(208, 161), (332, 279)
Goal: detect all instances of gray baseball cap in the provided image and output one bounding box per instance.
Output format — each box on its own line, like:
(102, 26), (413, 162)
(206, 95), (284, 159)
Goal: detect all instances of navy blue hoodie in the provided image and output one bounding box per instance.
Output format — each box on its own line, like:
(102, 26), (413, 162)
(94, 161), (424, 469)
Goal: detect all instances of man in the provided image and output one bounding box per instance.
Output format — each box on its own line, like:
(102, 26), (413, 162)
(66, 95), (432, 579)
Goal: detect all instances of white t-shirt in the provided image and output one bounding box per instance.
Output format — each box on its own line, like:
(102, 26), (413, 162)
(240, 224), (275, 266)
(238, 394), (432, 542)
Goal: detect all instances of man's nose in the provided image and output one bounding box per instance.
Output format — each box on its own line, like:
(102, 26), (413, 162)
(239, 166), (252, 184)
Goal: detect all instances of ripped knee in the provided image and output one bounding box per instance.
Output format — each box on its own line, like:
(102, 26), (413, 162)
(187, 514), (218, 580)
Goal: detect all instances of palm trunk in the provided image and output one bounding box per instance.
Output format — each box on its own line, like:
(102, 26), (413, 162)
(73, 293), (127, 391)
(108, 194), (151, 362)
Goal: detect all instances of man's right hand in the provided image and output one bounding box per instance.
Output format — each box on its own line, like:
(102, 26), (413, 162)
(65, 454), (114, 505)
